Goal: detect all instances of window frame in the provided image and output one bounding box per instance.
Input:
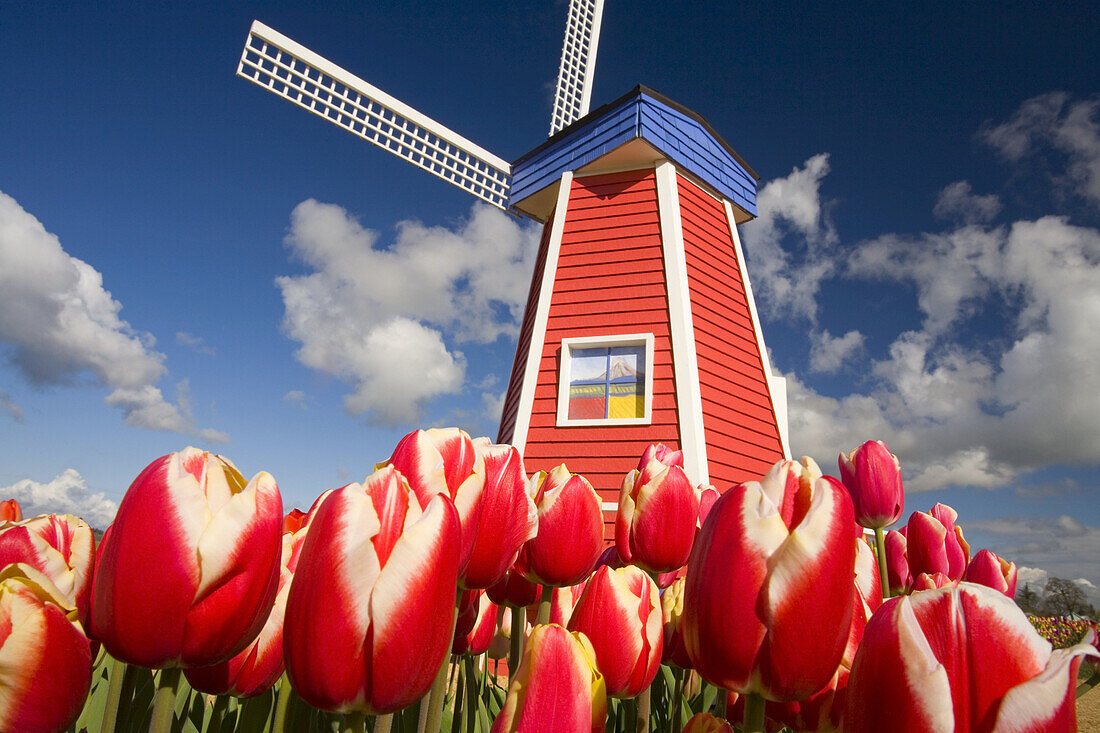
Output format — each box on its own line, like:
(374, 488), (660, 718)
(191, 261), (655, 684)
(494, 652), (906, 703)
(556, 333), (655, 427)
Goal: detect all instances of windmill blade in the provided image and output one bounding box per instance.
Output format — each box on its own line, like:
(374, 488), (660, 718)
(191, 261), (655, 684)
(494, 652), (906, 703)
(549, 0), (606, 136)
(237, 21), (512, 209)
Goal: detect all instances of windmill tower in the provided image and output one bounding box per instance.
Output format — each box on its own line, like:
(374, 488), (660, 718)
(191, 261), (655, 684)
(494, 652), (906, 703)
(237, 1), (790, 523)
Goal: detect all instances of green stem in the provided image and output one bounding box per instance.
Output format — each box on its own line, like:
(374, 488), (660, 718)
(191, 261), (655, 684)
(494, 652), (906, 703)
(148, 666), (182, 733)
(464, 656), (478, 733)
(100, 655), (130, 733)
(536, 585), (553, 626)
(341, 710), (366, 733)
(272, 673), (292, 733)
(743, 692), (765, 733)
(636, 686), (650, 733)
(374, 714), (394, 733)
(508, 608), (525, 685)
(670, 667), (684, 733)
(450, 658), (466, 733)
(208, 694), (228, 732)
(714, 686), (726, 720)
(874, 527), (891, 600)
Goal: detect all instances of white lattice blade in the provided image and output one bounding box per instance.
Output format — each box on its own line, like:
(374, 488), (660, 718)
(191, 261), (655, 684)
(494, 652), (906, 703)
(238, 20), (511, 209)
(549, 0), (605, 136)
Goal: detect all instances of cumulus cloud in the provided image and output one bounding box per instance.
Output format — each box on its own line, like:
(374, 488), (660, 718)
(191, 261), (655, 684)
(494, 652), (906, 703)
(808, 329), (865, 373)
(968, 516), (1100, 602)
(981, 92), (1100, 208)
(740, 154), (837, 322)
(1, 469), (117, 528)
(933, 181), (1002, 224)
(0, 190), (226, 441)
(277, 200), (540, 425)
(176, 331), (215, 356)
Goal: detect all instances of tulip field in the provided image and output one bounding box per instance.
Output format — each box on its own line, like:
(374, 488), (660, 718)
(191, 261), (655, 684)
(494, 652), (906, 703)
(1, 434), (1098, 732)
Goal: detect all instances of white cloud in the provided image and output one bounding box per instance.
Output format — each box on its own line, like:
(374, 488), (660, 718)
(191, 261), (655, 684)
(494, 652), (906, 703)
(0, 390), (24, 422)
(981, 92), (1100, 209)
(969, 516), (1100, 603)
(933, 181), (1002, 224)
(0, 191), (226, 441)
(176, 331), (215, 356)
(482, 389), (505, 427)
(808, 329), (865, 373)
(276, 200), (539, 425)
(740, 154), (837, 322)
(1, 469), (117, 528)
(283, 390), (309, 410)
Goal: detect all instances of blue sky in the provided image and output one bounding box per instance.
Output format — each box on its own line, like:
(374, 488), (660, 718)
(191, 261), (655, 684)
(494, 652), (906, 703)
(2, 2), (1098, 599)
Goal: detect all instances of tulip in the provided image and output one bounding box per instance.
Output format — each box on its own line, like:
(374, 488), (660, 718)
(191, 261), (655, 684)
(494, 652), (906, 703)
(385, 427), (485, 577)
(568, 565), (663, 698)
(463, 440), (538, 589)
(683, 459), (857, 702)
(838, 440), (904, 529)
(283, 466), (460, 714)
(662, 576), (691, 669)
(681, 713), (734, 733)
(911, 571), (956, 591)
(491, 623), (606, 733)
(91, 448), (283, 669)
(515, 465), (603, 588)
(184, 501), (322, 698)
(965, 548), (1018, 598)
(846, 582), (1099, 732)
(487, 567), (540, 608)
(0, 563), (93, 733)
(0, 499), (21, 522)
(905, 503), (970, 581)
(453, 590), (498, 656)
(527, 582), (585, 627)
(0, 513), (95, 628)
(616, 445), (699, 574)
(884, 529), (911, 595)
(487, 605), (518, 660)
(696, 484), (720, 527)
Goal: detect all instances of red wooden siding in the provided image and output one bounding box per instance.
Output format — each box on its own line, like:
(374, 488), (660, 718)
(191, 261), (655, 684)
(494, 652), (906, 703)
(678, 174), (785, 486)
(520, 169), (683, 528)
(497, 213), (555, 445)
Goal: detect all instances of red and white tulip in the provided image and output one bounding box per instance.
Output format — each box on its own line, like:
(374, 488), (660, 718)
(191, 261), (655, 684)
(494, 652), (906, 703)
(515, 465), (603, 588)
(838, 440), (904, 529)
(91, 448), (283, 669)
(283, 466), (460, 714)
(846, 582), (1099, 732)
(0, 513), (95, 628)
(616, 444), (699, 575)
(905, 503), (971, 581)
(964, 549), (1018, 598)
(683, 458), (857, 702)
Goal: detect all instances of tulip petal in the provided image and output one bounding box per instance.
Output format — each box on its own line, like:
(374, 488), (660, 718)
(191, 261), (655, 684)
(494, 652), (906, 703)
(757, 477), (855, 700)
(627, 466), (698, 573)
(992, 639), (1098, 733)
(284, 484), (382, 711)
(463, 443), (537, 589)
(368, 494), (460, 713)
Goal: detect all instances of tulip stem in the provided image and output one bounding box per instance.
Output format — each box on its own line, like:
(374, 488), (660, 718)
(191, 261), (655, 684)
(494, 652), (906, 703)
(465, 656), (479, 733)
(149, 666), (182, 733)
(272, 673), (292, 733)
(670, 667), (684, 733)
(536, 585), (553, 625)
(508, 608), (525, 685)
(743, 692), (765, 733)
(341, 711), (365, 733)
(450, 659), (465, 733)
(101, 655), (131, 733)
(874, 527), (891, 600)
(374, 714), (394, 733)
(636, 686), (651, 733)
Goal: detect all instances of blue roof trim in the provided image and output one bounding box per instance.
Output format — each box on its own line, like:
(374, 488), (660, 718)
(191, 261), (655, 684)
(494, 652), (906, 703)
(510, 88), (757, 217)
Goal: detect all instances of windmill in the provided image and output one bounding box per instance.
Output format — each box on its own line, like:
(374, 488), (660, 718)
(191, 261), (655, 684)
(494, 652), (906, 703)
(237, 1), (790, 523)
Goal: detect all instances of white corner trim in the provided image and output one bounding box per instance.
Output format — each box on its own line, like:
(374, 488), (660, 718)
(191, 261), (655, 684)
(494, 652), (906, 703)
(655, 161), (709, 486)
(511, 172), (574, 454)
(723, 200), (792, 459)
(556, 333), (655, 426)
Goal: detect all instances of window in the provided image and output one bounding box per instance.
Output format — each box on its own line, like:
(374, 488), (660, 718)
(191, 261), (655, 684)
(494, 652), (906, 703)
(557, 334), (654, 426)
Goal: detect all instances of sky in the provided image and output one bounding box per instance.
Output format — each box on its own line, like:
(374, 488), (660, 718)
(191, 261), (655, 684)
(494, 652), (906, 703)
(2, 2), (1099, 601)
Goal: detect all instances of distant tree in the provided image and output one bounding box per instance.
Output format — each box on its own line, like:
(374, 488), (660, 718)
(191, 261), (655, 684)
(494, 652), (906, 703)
(1040, 578), (1094, 617)
(1016, 583), (1040, 614)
